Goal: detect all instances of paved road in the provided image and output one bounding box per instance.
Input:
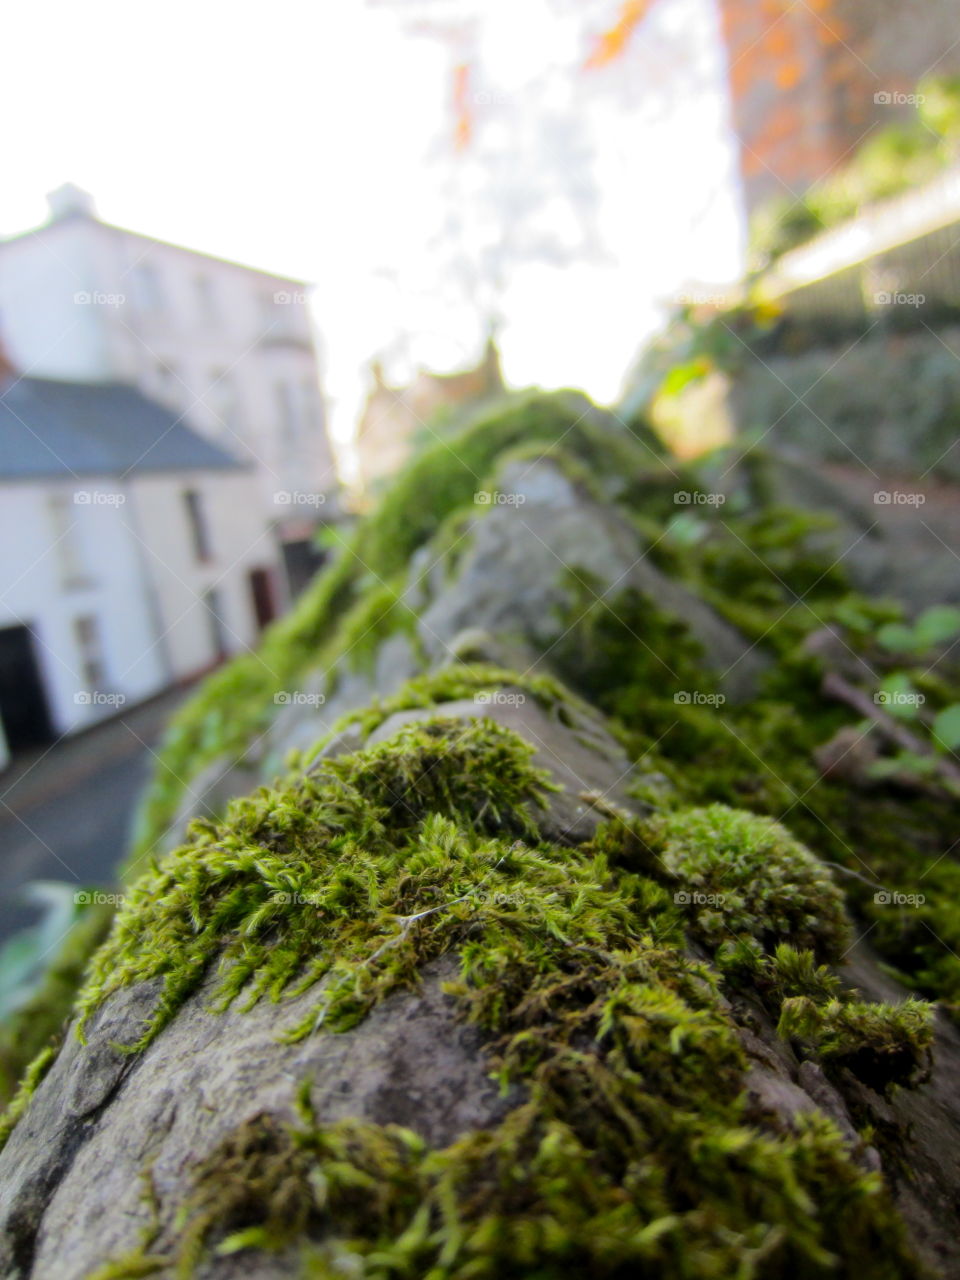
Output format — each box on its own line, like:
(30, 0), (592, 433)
(0, 687), (190, 946)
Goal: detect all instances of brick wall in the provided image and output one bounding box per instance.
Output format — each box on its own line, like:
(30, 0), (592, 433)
(718, 0), (960, 212)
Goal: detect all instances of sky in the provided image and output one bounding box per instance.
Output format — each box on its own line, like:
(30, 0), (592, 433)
(0, 0), (746, 457)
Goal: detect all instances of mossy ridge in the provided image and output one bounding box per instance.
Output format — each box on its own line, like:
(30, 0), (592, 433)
(30, 711), (937, 1275)
(96, 907), (924, 1278)
(132, 390), (662, 864)
(310, 660), (585, 749)
(645, 803), (850, 960)
(79, 718), (559, 1050)
(549, 572), (960, 1014)
(778, 994), (934, 1093)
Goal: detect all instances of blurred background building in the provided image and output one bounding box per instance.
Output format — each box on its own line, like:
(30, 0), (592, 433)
(0, 185), (338, 593)
(0, 187), (339, 762)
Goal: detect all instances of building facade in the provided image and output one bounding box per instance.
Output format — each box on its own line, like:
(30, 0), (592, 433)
(0, 186), (338, 594)
(355, 338), (504, 491)
(0, 376), (276, 766)
(717, 0), (960, 212)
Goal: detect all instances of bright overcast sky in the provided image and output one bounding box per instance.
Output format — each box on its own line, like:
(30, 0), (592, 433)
(0, 0), (745, 453)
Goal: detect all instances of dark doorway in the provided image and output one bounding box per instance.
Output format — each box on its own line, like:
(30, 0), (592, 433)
(281, 539), (328, 598)
(248, 567), (277, 631)
(0, 625), (54, 752)
(203, 589), (229, 664)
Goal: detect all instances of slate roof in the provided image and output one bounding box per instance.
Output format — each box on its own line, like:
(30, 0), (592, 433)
(0, 377), (244, 480)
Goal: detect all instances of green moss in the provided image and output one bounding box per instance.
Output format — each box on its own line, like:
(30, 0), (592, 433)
(131, 390), (662, 866)
(320, 661), (582, 746)
(778, 995), (934, 1092)
(645, 804), (850, 961)
(79, 719), (557, 1050)
(96, 875), (922, 1277)
(54, 683), (935, 1277)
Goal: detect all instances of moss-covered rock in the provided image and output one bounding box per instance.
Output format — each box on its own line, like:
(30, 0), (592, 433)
(5, 385), (960, 1277)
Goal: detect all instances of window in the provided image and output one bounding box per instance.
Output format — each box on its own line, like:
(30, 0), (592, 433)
(204, 588), (228, 662)
(133, 262), (164, 312)
(183, 489), (212, 562)
(275, 381), (298, 449)
(196, 275), (218, 323)
(74, 615), (105, 690)
(209, 369), (242, 438)
(301, 378), (321, 432)
(48, 494), (89, 588)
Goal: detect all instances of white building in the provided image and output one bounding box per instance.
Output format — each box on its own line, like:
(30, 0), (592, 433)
(0, 374), (278, 767)
(0, 185), (338, 595)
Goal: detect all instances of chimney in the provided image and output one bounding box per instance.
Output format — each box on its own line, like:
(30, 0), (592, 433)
(46, 183), (97, 222)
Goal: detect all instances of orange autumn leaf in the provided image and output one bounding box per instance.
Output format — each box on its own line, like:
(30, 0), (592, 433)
(452, 61), (473, 150)
(584, 0), (655, 69)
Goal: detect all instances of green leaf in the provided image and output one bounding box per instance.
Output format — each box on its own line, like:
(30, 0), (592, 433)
(875, 672), (925, 720)
(868, 752), (938, 780)
(932, 704), (960, 752)
(659, 358), (711, 399)
(832, 599), (874, 632)
(876, 622), (918, 653)
(914, 605), (960, 649)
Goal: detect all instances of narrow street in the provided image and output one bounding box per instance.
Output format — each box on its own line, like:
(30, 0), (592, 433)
(0, 686), (189, 945)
